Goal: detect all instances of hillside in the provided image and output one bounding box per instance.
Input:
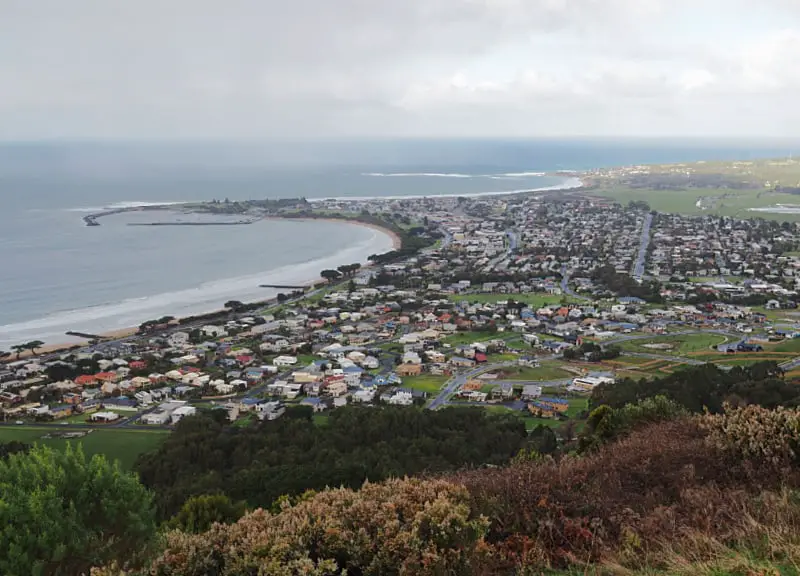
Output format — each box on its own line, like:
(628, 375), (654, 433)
(89, 403), (800, 576)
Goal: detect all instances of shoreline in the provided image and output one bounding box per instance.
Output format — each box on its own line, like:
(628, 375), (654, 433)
(1, 216), (401, 360)
(261, 216), (403, 250)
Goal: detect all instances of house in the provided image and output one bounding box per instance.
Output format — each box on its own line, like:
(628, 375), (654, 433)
(492, 382), (514, 400)
(396, 363), (423, 377)
(255, 401), (285, 421)
(528, 401), (561, 418)
(352, 389), (376, 403)
(167, 332), (190, 347)
(171, 405), (197, 423)
(569, 375), (614, 392)
(49, 404), (73, 419)
(521, 384), (543, 401)
(325, 380), (348, 397)
(361, 356), (380, 369)
(273, 355), (298, 367)
(238, 397), (262, 412)
(518, 356), (539, 368)
(141, 411), (171, 425)
(75, 375), (98, 387)
(301, 397), (328, 412)
(538, 397), (569, 413)
(387, 390), (414, 406)
(342, 365), (364, 387)
(90, 411), (120, 423)
(450, 356), (476, 369)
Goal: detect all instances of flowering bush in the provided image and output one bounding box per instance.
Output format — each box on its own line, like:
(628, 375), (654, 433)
(703, 404), (800, 469)
(97, 477), (489, 576)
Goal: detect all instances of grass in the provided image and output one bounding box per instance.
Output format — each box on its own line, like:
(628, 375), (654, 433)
(769, 338), (800, 353)
(592, 181), (800, 222)
(565, 397), (589, 418)
(400, 374), (449, 394)
(312, 414), (330, 427)
(0, 426), (168, 470)
(498, 361), (573, 382)
(441, 332), (500, 346)
(619, 333), (728, 355)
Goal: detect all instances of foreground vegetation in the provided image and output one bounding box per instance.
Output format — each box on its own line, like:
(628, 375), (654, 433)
(91, 404), (800, 575)
(5, 360), (800, 573)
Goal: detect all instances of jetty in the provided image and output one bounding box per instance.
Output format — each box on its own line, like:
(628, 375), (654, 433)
(127, 219), (256, 227)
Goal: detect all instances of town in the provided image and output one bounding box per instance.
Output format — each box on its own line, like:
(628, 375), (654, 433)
(4, 188), (800, 463)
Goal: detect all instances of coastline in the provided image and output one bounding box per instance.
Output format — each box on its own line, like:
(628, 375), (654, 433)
(1, 216), (401, 359)
(261, 216), (403, 251)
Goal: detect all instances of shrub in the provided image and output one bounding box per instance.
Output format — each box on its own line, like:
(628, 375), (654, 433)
(115, 478), (490, 576)
(0, 444), (156, 575)
(703, 403), (800, 470)
(458, 418), (768, 570)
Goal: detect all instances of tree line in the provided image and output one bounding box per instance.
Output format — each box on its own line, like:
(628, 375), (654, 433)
(135, 405), (527, 520)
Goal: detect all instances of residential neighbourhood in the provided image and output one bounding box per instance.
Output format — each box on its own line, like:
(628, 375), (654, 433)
(5, 193), (800, 436)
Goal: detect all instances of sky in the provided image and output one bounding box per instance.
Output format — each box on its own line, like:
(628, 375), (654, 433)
(1, 0), (800, 139)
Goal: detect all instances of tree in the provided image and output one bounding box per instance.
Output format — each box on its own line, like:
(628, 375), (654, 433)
(168, 494), (247, 533)
(26, 340), (44, 355)
(224, 300), (245, 312)
(320, 269), (343, 282)
(0, 445), (156, 575)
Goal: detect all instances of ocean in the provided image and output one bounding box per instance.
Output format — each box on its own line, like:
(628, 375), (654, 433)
(1, 139), (797, 349)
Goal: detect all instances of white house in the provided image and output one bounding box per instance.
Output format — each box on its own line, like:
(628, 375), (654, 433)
(273, 355), (298, 367)
(167, 332), (190, 347)
(141, 411), (171, 425)
(388, 390), (413, 406)
(256, 401), (285, 421)
(170, 405), (197, 424)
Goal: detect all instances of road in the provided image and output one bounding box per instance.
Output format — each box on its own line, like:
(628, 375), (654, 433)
(560, 264), (592, 301)
(428, 362), (515, 410)
(632, 212), (653, 281)
(621, 351), (707, 366)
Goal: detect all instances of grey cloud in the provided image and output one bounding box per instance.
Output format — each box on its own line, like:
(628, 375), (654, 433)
(0, 0), (799, 137)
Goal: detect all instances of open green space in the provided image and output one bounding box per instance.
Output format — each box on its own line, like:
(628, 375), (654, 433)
(619, 333), (728, 355)
(400, 374), (449, 394)
(565, 397), (589, 418)
(312, 414), (330, 427)
(768, 337), (800, 353)
(497, 361), (573, 382)
(441, 331), (500, 346)
(0, 426), (168, 470)
(592, 182), (800, 222)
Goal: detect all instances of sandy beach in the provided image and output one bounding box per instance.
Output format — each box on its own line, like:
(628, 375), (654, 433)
(260, 215), (403, 250)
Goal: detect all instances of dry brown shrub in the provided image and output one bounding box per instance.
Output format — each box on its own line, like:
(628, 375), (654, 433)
(457, 418), (789, 571)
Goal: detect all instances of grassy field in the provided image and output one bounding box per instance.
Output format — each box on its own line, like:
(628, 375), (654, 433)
(768, 338), (800, 353)
(592, 179), (800, 222)
(497, 361), (573, 382)
(619, 333), (728, 355)
(441, 332), (500, 346)
(400, 374), (449, 394)
(565, 397), (589, 418)
(0, 426), (168, 470)
(312, 414), (330, 427)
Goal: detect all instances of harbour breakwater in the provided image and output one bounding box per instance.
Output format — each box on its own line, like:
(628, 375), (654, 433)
(127, 220), (257, 226)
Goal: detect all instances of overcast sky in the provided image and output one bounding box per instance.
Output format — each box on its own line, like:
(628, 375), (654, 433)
(1, 0), (799, 139)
